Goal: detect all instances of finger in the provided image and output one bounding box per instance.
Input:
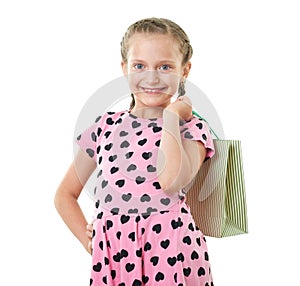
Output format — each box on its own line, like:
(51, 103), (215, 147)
(87, 240), (93, 255)
(86, 230), (93, 238)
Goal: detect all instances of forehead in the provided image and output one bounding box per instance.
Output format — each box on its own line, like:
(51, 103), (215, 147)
(127, 33), (181, 59)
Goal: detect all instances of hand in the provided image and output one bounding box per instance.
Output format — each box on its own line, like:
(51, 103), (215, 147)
(86, 223), (93, 255)
(165, 96), (193, 121)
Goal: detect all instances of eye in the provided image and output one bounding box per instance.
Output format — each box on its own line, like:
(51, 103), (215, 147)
(133, 63), (144, 70)
(159, 64), (171, 71)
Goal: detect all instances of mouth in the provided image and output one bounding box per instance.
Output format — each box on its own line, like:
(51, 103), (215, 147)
(141, 87), (167, 94)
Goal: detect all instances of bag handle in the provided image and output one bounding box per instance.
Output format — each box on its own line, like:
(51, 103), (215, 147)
(192, 110), (220, 140)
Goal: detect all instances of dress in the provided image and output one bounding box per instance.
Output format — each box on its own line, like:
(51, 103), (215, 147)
(76, 110), (215, 286)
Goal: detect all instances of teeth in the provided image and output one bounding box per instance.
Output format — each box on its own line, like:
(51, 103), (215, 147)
(144, 88), (161, 93)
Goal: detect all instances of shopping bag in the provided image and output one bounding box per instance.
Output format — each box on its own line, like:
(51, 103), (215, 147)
(185, 112), (248, 238)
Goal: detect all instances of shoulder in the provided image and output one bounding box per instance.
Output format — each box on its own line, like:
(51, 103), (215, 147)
(92, 110), (127, 125)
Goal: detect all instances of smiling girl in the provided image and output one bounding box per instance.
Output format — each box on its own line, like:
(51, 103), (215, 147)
(55, 17), (215, 285)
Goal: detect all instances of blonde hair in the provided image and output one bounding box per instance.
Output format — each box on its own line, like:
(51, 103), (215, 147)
(120, 17), (193, 109)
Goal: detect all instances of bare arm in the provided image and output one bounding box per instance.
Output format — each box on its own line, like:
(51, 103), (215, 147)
(54, 149), (96, 254)
(157, 96), (206, 193)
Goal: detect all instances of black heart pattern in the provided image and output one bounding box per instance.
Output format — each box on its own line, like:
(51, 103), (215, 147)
(177, 253), (184, 262)
(104, 143), (113, 151)
(136, 248), (142, 258)
(93, 262), (102, 272)
(120, 141), (130, 148)
(142, 275), (149, 283)
(119, 130), (128, 137)
(140, 194), (151, 202)
(171, 218), (183, 229)
(153, 182), (161, 189)
(152, 224), (161, 234)
(132, 121), (141, 128)
(104, 131), (111, 138)
(155, 272), (164, 282)
(96, 145), (101, 154)
(153, 126), (162, 133)
(198, 267), (206, 276)
(113, 249), (128, 262)
(109, 155), (117, 162)
(147, 165), (156, 172)
(106, 118), (114, 125)
(101, 180), (108, 189)
(183, 267), (191, 277)
(160, 198), (170, 206)
(121, 193), (132, 201)
(111, 270), (116, 279)
(191, 250), (199, 260)
(136, 176), (146, 185)
(115, 118), (122, 124)
(106, 220), (113, 230)
(184, 132), (193, 139)
(142, 152), (152, 160)
(104, 194), (112, 203)
(196, 122), (203, 129)
(115, 179), (125, 188)
(86, 148), (94, 158)
(167, 256), (177, 266)
(120, 215), (130, 224)
(128, 232), (135, 242)
(150, 256), (159, 266)
(132, 279), (142, 286)
(144, 242), (152, 251)
(111, 208), (119, 215)
(160, 239), (170, 249)
(110, 166), (119, 174)
(183, 236), (191, 245)
(188, 222), (195, 231)
(138, 138), (147, 146)
(127, 164), (137, 172)
(125, 152), (134, 159)
(91, 132), (97, 142)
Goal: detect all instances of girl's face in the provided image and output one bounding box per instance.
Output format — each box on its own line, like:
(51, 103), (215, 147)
(122, 33), (191, 110)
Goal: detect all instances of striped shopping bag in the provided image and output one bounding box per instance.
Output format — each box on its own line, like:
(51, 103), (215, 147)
(186, 112), (248, 238)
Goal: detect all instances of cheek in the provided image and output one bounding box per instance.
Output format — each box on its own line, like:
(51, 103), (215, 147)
(162, 74), (180, 94)
(127, 73), (142, 92)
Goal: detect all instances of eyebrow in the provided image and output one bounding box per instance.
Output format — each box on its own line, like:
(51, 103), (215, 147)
(129, 59), (177, 65)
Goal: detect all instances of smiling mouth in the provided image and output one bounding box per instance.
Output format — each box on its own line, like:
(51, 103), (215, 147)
(141, 87), (167, 94)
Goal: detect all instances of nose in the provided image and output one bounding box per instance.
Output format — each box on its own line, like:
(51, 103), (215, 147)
(144, 70), (160, 86)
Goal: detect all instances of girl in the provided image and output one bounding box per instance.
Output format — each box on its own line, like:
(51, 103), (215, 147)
(55, 17), (215, 286)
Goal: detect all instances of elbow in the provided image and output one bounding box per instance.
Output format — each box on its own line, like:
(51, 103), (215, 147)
(54, 188), (70, 213)
(158, 176), (184, 195)
(54, 191), (63, 213)
(158, 169), (196, 195)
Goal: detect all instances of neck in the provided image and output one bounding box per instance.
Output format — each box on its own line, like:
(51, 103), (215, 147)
(130, 106), (164, 119)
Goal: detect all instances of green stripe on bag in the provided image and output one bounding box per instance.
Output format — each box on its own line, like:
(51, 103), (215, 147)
(186, 112), (248, 238)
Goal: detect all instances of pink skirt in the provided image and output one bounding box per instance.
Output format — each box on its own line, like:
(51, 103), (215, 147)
(90, 200), (214, 286)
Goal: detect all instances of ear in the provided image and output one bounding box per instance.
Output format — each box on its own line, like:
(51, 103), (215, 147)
(121, 61), (128, 76)
(182, 61), (192, 79)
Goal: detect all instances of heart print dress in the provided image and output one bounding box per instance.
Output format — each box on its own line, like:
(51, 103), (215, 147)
(76, 110), (215, 286)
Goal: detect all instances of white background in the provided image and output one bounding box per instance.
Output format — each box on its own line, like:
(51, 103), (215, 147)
(1, 0), (299, 285)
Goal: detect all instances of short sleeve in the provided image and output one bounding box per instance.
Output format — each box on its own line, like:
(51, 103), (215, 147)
(76, 115), (103, 162)
(180, 117), (215, 160)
